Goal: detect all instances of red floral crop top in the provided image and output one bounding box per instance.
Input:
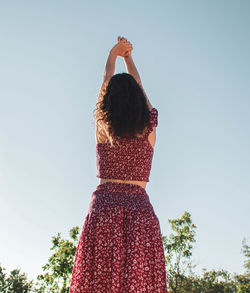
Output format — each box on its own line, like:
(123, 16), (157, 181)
(96, 107), (158, 182)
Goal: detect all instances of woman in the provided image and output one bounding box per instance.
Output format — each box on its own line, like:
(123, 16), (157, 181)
(69, 36), (168, 293)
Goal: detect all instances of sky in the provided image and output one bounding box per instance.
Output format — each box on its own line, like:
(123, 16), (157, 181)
(0, 0), (249, 283)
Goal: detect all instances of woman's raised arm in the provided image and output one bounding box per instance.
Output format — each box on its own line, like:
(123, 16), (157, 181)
(121, 39), (153, 110)
(99, 38), (133, 94)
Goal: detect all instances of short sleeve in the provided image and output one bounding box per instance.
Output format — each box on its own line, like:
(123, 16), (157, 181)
(150, 107), (158, 128)
(146, 107), (158, 136)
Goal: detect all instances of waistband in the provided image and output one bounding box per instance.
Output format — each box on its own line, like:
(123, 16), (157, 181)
(95, 181), (148, 197)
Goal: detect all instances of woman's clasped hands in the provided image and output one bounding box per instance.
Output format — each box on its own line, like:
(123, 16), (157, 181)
(110, 36), (133, 58)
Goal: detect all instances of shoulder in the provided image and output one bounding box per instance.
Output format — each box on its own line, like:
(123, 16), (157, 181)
(147, 107), (158, 135)
(146, 107), (159, 148)
(95, 122), (109, 144)
(149, 107), (158, 128)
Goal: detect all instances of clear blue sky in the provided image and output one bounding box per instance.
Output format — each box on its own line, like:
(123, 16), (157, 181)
(0, 0), (249, 282)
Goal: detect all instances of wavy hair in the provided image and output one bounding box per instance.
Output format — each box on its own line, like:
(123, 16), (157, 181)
(94, 73), (151, 147)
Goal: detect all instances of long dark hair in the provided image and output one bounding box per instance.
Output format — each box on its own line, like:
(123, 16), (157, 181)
(94, 73), (151, 146)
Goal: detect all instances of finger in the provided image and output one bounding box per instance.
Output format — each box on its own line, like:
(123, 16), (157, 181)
(121, 45), (132, 52)
(118, 36), (125, 42)
(126, 48), (133, 54)
(118, 42), (131, 49)
(125, 43), (133, 49)
(118, 41), (132, 49)
(121, 40), (131, 46)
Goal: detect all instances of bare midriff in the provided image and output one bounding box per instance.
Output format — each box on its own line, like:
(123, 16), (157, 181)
(99, 178), (147, 189)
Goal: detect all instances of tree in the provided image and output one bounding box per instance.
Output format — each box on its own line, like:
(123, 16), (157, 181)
(162, 211), (197, 293)
(1, 213), (248, 292)
(0, 264), (34, 292)
(196, 268), (236, 293)
(34, 226), (80, 293)
(234, 237), (250, 293)
(241, 237), (250, 274)
(162, 212), (250, 293)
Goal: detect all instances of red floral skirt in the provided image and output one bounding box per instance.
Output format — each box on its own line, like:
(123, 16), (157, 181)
(69, 182), (168, 293)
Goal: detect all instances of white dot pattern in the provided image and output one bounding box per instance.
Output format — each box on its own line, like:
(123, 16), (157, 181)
(69, 182), (168, 292)
(96, 108), (158, 182)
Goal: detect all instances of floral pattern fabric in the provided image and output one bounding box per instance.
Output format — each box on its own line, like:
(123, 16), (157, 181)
(69, 182), (168, 292)
(96, 108), (159, 182)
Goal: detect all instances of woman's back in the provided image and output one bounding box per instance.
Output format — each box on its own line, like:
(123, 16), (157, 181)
(96, 107), (158, 185)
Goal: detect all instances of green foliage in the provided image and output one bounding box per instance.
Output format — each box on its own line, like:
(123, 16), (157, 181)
(241, 237), (250, 274)
(234, 272), (250, 293)
(0, 265), (34, 292)
(34, 226), (80, 293)
(162, 211), (250, 293)
(1, 213), (249, 292)
(162, 211), (197, 292)
(194, 269), (237, 293)
(176, 268), (250, 293)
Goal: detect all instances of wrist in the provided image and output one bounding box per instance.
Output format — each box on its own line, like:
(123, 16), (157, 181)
(123, 55), (133, 63)
(124, 51), (132, 58)
(109, 48), (118, 58)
